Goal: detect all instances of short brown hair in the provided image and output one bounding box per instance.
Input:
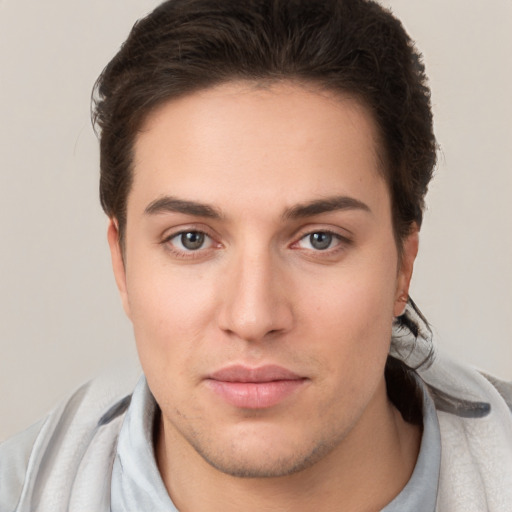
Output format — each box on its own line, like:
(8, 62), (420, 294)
(93, 0), (437, 245)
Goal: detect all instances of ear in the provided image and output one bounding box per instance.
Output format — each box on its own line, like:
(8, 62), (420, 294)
(107, 218), (131, 319)
(393, 225), (419, 317)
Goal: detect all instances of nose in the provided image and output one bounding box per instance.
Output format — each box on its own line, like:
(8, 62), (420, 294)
(217, 249), (294, 342)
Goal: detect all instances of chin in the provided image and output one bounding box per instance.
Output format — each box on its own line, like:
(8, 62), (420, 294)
(186, 426), (341, 479)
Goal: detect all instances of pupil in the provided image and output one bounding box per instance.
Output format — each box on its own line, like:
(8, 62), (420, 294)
(181, 232), (205, 250)
(310, 232), (332, 250)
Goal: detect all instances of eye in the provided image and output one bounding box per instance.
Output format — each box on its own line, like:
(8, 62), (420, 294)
(167, 231), (213, 252)
(297, 231), (341, 251)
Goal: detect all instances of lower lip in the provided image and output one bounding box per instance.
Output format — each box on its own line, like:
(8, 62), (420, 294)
(206, 379), (306, 409)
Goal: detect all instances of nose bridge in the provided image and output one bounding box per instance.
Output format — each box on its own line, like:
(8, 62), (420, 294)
(218, 241), (292, 341)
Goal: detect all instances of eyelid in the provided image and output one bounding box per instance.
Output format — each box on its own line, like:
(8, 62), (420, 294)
(289, 226), (353, 257)
(161, 223), (219, 242)
(290, 224), (353, 244)
(160, 224), (222, 258)
(297, 231), (341, 249)
(168, 231), (214, 250)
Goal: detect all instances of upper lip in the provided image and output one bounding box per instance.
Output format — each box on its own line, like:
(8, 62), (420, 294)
(208, 364), (304, 383)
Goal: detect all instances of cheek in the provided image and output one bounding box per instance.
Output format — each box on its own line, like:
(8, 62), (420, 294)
(311, 287), (393, 367)
(301, 281), (394, 424)
(298, 254), (398, 378)
(125, 258), (218, 374)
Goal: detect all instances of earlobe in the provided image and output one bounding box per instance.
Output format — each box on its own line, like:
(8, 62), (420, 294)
(107, 218), (131, 319)
(394, 226), (419, 317)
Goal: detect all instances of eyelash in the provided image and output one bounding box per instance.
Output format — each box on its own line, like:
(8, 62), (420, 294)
(292, 229), (351, 256)
(161, 228), (352, 259)
(161, 228), (219, 259)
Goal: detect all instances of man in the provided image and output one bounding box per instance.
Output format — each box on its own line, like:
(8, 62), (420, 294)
(1, 0), (511, 511)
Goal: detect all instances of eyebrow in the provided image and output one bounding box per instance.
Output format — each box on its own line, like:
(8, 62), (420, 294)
(144, 196), (223, 218)
(144, 194), (371, 220)
(283, 196), (371, 219)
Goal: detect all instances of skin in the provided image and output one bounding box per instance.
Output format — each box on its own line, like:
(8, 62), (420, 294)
(108, 81), (420, 511)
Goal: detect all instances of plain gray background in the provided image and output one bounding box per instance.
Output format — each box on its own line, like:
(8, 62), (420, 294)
(1, 0), (511, 442)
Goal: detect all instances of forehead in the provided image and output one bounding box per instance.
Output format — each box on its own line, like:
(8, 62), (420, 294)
(130, 81), (389, 218)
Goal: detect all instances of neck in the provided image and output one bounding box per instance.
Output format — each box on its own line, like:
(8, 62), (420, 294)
(156, 379), (421, 512)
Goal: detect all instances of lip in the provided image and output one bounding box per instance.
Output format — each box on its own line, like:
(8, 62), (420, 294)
(205, 364), (307, 409)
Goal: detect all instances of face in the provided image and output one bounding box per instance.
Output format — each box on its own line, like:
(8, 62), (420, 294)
(108, 82), (417, 478)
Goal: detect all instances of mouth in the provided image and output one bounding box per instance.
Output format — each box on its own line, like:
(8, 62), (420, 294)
(205, 364), (308, 409)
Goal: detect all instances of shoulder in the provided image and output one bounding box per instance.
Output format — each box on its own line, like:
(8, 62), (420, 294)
(480, 372), (512, 412)
(418, 355), (512, 512)
(0, 368), (139, 512)
(0, 419), (45, 512)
